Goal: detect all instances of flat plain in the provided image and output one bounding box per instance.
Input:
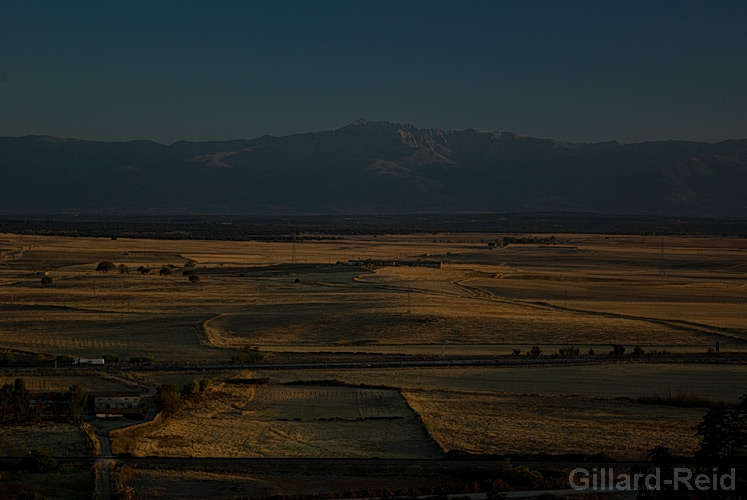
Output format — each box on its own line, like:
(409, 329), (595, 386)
(1, 232), (746, 467)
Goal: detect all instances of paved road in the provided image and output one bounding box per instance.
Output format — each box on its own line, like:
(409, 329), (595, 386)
(3, 353), (746, 373)
(90, 381), (158, 500)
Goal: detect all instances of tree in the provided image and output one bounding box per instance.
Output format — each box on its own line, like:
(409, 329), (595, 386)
(40, 276), (53, 286)
(102, 354), (119, 363)
(184, 260), (197, 268)
(159, 266), (172, 276)
(695, 394), (747, 463)
(610, 344), (626, 355)
(188, 275), (200, 283)
(182, 269), (195, 276)
(12, 378), (30, 423)
(559, 346), (579, 358)
(157, 384), (183, 415)
(118, 264), (129, 274)
(528, 345), (542, 357)
(0, 384), (13, 422)
(96, 261), (116, 273)
(66, 384), (87, 422)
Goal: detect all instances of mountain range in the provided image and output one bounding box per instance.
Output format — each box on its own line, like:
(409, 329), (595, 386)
(1, 120), (746, 216)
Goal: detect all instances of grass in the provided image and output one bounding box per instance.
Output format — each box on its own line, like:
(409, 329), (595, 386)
(260, 364), (747, 401)
(636, 391), (732, 409)
(0, 422), (90, 457)
(114, 382), (442, 458)
(1, 232), (746, 467)
(0, 465), (95, 500)
(403, 389), (702, 459)
(3, 233), (745, 361)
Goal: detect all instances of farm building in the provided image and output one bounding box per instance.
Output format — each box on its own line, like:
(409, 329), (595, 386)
(93, 392), (144, 419)
(29, 391), (71, 420)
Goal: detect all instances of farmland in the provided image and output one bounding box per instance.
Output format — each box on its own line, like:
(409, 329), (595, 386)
(117, 382), (441, 458)
(0, 231), (746, 497)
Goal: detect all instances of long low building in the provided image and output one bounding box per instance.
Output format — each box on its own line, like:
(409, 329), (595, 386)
(93, 392), (144, 419)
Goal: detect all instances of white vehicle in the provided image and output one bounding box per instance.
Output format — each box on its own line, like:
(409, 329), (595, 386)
(73, 357), (105, 365)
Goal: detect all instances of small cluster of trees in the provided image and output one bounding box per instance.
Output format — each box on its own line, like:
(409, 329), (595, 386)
(510, 345), (669, 357)
(94, 261), (201, 282)
(0, 379), (87, 424)
(696, 393), (747, 463)
(2, 350), (15, 365)
(488, 236), (557, 248)
(102, 354), (154, 365)
(511, 345), (544, 356)
(231, 346), (266, 364)
(157, 378), (212, 416)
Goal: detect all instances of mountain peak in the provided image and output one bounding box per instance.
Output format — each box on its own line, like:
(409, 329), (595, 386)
(1, 125), (746, 216)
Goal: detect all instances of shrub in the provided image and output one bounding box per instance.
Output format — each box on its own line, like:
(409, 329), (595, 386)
(157, 384), (183, 415)
(102, 354), (119, 363)
(128, 355), (154, 364)
(96, 261), (116, 273)
(559, 346), (579, 358)
(498, 465), (545, 490)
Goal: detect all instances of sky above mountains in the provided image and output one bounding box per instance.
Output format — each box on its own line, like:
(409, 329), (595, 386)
(1, 1), (745, 145)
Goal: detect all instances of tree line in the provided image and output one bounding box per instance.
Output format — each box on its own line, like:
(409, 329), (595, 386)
(0, 378), (87, 424)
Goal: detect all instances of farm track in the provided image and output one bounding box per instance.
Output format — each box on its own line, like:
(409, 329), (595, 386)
(454, 279), (747, 344)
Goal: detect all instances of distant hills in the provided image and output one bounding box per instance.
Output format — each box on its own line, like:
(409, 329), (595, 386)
(1, 120), (746, 216)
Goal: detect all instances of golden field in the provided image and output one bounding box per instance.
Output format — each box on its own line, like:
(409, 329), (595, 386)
(1, 232), (746, 462)
(115, 381), (441, 458)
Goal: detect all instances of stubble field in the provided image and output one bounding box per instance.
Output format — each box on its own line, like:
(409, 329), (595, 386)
(1, 232), (746, 462)
(117, 382), (441, 458)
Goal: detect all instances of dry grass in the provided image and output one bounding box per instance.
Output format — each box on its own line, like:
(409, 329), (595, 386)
(0, 422), (90, 457)
(0, 374), (131, 392)
(119, 383), (441, 458)
(2, 233), (745, 360)
(1, 232), (745, 464)
(260, 364), (747, 401)
(405, 389), (702, 459)
(0, 467), (94, 500)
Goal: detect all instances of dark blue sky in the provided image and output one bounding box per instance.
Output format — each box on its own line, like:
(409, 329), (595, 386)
(1, 1), (745, 144)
